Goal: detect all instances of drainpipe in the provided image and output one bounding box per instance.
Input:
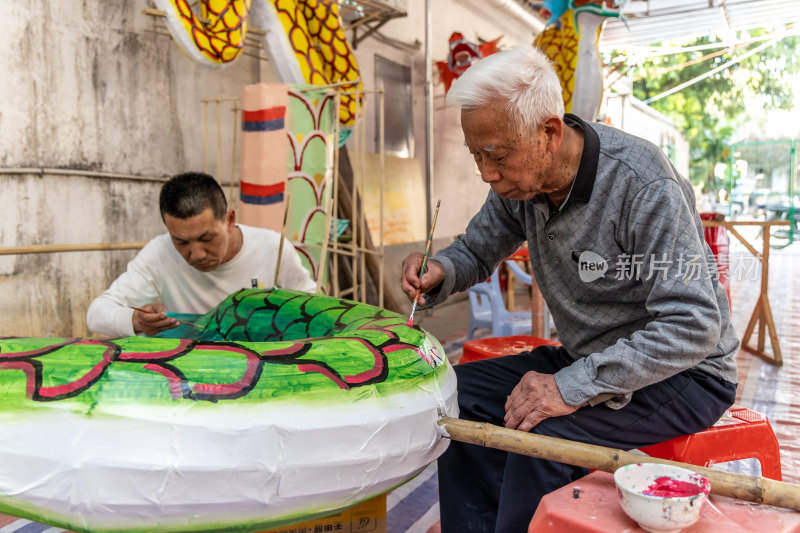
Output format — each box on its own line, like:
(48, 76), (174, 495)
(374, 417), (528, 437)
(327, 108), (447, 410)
(424, 0), (433, 230)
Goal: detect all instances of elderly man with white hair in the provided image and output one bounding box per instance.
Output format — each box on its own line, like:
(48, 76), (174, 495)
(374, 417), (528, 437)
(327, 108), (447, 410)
(401, 45), (738, 532)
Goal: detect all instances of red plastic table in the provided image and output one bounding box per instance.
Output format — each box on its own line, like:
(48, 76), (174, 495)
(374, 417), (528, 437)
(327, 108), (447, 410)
(528, 471), (800, 533)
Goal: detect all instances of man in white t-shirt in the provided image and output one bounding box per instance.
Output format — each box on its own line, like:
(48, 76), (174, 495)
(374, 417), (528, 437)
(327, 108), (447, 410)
(87, 172), (316, 337)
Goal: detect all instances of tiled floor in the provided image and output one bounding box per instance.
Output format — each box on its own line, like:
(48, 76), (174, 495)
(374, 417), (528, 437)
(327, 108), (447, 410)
(729, 234), (800, 483)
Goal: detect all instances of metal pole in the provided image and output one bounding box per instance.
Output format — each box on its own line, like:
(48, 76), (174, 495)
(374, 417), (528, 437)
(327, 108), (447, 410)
(424, 0), (433, 230)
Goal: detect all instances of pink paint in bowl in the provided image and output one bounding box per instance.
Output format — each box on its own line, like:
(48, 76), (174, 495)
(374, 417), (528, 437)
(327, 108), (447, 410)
(615, 463), (711, 533)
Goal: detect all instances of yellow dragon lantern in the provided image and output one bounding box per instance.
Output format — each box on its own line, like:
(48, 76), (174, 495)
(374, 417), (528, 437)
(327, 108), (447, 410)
(154, 0), (362, 130)
(531, 0), (624, 121)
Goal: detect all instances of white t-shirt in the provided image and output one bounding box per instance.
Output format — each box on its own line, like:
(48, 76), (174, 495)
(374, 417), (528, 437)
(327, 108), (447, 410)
(86, 225), (316, 336)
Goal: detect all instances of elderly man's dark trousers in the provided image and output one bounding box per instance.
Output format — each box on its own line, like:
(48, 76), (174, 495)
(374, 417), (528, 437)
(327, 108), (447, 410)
(437, 346), (737, 533)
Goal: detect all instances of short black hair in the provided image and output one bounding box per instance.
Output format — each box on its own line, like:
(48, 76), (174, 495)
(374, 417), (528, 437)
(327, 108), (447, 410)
(159, 172), (227, 220)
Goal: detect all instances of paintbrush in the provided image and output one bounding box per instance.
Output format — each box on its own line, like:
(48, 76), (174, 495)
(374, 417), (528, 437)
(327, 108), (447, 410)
(407, 200), (441, 327)
(130, 306), (201, 328)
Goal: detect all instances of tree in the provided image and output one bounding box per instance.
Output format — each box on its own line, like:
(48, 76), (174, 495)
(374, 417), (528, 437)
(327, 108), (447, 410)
(617, 27), (800, 192)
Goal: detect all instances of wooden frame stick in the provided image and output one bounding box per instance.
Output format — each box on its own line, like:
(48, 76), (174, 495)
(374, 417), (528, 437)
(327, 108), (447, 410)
(273, 193), (292, 288)
(439, 416), (800, 511)
(315, 198), (335, 294)
(228, 103), (239, 212)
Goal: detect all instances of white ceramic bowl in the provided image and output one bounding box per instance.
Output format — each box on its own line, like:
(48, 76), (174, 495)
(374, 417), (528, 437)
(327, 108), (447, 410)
(614, 463), (711, 533)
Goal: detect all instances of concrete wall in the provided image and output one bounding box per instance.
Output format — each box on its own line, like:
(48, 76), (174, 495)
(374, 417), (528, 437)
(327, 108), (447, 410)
(0, 0), (267, 336)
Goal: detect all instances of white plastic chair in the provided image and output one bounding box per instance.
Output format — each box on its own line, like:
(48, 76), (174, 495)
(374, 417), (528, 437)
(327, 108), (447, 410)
(466, 269), (532, 340)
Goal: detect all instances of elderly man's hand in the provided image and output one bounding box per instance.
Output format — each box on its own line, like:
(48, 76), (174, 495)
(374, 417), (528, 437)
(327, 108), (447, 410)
(132, 303), (180, 336)
(504, 372), (579, 432)
(401, 253), (444, 305)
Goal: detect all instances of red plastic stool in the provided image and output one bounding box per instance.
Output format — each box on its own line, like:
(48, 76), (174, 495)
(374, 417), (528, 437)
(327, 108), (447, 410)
(639, 405), (782, 480)
(460, 335), (560, 364)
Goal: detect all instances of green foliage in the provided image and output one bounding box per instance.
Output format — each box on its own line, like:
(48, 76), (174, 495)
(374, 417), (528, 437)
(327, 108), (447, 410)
(619, 28), (800, 191)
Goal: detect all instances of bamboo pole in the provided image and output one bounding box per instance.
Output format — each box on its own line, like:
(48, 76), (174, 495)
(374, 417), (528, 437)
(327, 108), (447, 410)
(0, 242), (147, 255)
(350, 89), (360, 303)
(229, 103), (239, 211)
(295, 79), (362, 92)
(216, 100), (223, 183)
(273, 193), (292, 287)
(358, 86), (367, 303)
(203, 102), (209, 173)
(378, 85), (385, 308)
(300, 241), (381, 255)
(332, 90), (342, 298)
(439, 417), (800, 511)
(316, 198), (335, 294)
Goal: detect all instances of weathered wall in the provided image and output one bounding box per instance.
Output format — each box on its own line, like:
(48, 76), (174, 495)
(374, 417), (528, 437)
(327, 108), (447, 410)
(0, 0), (266, 336)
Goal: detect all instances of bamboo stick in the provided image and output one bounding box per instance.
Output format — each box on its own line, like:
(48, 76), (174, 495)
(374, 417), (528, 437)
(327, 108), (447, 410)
(203, 102), (209, 173)
(351, 89), (360, 303)
(315, 198), (335, 294)
(439, 416), (800, 511)
(378, 86), (385, 308)
(229, 103), (239, 212)
(216, 100), (223, 184)
(0, 242), (147, 256)
(273, 193), (292, 287)
(295, 79), (362, 92)
(332, 90), (342, 298)
(358, 86), (367, 303)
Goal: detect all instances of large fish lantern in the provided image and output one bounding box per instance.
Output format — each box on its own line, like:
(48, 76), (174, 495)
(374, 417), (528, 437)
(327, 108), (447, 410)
(531, 0), (625, 121)
(436, 32), (501, 93)
(0, 289), (457, 532)
(154, 0), (362, 132)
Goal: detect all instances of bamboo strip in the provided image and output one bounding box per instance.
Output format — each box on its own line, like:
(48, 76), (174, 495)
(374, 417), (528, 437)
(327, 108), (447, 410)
(378, 86), (385, 308)
(229, 104), (239, 211)
(203, 102), (209, 173)
(273, 193), (292, 287)
(301, 241), (381, 255)
(295, 80), (362, 92)
(351, 89), (360, 302)
(216, 101), (223, 183)
(358, 87), (367, 303)
(332, 91), (342, 298)
(0, 242), (147, 256)
(439, 416), (800, 511)
(316, 198), (335, 294)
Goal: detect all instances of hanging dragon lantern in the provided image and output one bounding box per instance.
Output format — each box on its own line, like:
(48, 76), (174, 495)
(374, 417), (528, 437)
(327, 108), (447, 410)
(436, 32), (502, 93)
(531, 0), (625, 121)
(154, 0), (362, 132)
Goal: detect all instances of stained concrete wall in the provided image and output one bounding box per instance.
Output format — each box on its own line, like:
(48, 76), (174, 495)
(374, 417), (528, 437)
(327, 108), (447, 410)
(0, 0), (543, 336)
(0, 0), (267, 336)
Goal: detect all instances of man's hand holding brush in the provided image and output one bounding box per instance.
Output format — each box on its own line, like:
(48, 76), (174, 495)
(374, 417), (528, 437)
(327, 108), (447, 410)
(401, 255), (445, 307)
(131, 304), (181, 336)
